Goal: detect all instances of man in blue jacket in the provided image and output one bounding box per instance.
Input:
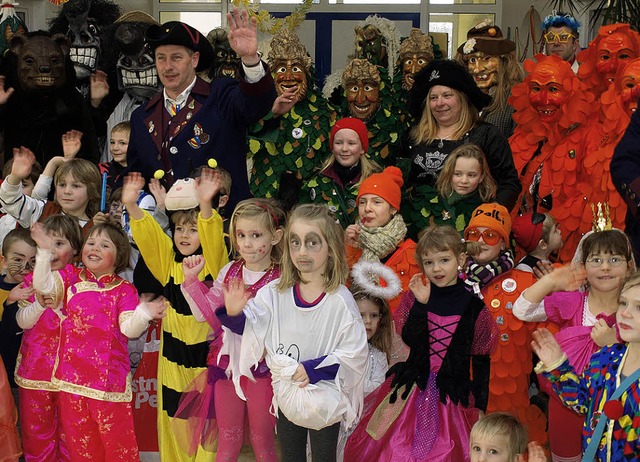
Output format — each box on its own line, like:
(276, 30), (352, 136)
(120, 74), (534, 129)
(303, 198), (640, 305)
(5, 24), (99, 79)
(611, 96), (640, 260)
(126, 8), (276, 211)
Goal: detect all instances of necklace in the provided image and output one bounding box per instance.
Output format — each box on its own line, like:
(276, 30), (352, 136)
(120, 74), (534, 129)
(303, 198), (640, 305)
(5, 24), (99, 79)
(437, 135), (452, 149)
(436, 130), (455, 149)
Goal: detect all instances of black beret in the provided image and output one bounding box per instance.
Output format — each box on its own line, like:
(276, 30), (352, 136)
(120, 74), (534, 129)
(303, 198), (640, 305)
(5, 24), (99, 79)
(407, 59), (492, 119)
(146, 21), (214, 72)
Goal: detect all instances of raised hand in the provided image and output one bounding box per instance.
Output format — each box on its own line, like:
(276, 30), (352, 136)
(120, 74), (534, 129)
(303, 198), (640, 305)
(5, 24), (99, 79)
(227, 8), (259, 62)
(92, 211), (109, 225)
(10, 147), (36, 180)
(532, 259), (554, 279)
(408, 273), (431, 304)
(182, 254), (205, 281)
(222, 277), (250, 316)
(90, 70), (109, 108)
(121, 173), (145, 207)
(526, 442), (547, 462)
(149, 178), (167, 210)
(531, 328), (565, 368)
(31, 222), (53, 250)
(0, 76), (15, 105)
(61, 130), (83, 159)
(549, 265), (587, 292)
(195, 168), (222, 205)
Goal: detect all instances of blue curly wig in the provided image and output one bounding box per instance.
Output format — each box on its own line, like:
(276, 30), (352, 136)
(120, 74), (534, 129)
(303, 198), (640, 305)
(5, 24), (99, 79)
(542, 11), (581, 37)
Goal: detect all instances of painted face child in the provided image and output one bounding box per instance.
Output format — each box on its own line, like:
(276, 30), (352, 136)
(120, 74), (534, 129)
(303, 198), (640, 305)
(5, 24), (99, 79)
(41, 215), (83, 271)
(2, 229), (36, 284)
(229, 199), (285, 272)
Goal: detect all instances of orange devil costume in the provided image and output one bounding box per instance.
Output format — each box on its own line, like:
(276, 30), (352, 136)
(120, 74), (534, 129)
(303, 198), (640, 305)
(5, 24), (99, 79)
(577, 23), (640, 102)
(509, 54), (595, 262)
(573, 59), (640, 251)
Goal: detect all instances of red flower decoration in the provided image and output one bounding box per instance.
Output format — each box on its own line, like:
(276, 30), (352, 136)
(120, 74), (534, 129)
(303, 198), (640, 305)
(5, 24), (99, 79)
(603, 400), (624, 420)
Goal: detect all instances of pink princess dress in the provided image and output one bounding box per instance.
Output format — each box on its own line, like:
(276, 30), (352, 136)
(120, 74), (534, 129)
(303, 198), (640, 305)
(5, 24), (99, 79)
(174, 260), (279, 455)
(345, 282), (497, 461)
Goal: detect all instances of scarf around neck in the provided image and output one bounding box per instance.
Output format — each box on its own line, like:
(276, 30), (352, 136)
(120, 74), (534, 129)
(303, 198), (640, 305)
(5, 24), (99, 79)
(357, 213), (407, 262)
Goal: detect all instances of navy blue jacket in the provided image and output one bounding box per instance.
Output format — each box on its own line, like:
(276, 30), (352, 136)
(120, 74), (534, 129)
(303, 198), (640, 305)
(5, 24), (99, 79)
(611, 101), (640, 258)
(126, 67), (276, 211)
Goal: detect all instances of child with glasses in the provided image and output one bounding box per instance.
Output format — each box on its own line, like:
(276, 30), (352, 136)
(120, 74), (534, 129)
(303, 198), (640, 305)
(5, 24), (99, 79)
(513, 229), (635, 462)
(464, 204), (551, 447)
(512, 212), (563, 273)
(463, 203), (515, 291)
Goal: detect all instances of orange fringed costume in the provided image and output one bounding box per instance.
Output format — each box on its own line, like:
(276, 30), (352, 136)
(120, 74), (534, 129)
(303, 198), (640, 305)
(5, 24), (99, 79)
(562, 59), (640, 263)
(0, 358), (21, 461)
(482, 269), (557, 447)
(577, 23), (640, 103)
(346, 240), (420, 313)
(509, 54), (595, 262)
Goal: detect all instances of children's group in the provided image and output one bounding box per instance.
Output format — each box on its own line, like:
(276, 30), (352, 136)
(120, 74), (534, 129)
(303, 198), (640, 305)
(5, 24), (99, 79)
(1, 4), (640, 462)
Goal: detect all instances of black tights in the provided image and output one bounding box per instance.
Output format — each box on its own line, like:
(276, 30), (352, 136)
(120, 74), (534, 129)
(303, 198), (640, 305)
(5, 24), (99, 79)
(276, 413), (340, 462)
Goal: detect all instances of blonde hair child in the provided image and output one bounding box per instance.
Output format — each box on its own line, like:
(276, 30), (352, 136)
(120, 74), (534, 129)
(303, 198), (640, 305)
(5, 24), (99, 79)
(176, 198), (285, 459)
(0, 145), (99, 236)
(470, 412), (546, 462)
(532, 272), (640, 460)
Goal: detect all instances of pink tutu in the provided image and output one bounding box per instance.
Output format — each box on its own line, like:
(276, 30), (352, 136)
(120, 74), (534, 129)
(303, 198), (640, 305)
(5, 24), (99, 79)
(172, 364), (227, 456)
(345, 374), (479, 462)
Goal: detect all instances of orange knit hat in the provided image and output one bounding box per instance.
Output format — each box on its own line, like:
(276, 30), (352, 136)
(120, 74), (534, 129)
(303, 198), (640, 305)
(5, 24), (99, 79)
(357, 166), (404, 210)
(467, 203), (512, 244)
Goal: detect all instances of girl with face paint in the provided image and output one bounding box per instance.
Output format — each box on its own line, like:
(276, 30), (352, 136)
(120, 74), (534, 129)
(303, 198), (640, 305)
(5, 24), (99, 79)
(218, 204), (368, 462)
(176, 198), (285, 460)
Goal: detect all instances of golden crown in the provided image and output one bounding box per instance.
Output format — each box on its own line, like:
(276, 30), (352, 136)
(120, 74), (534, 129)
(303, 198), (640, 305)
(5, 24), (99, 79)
(591, 202), (612, 232)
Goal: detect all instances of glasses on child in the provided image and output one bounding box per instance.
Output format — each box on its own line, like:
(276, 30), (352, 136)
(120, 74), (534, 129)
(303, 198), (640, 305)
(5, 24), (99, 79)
(544, 31), (576, 43)
(464, 227), (501, 246)
(585, 257), (627, 268)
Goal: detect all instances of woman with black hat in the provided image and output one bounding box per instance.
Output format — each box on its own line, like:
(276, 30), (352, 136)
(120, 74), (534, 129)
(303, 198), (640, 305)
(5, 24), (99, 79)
(398, 59), (520, 240)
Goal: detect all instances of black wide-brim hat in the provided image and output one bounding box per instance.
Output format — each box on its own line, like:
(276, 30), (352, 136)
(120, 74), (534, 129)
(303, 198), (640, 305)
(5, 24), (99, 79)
(407, 59), (492, 119)
(146, 21), (215, 72)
